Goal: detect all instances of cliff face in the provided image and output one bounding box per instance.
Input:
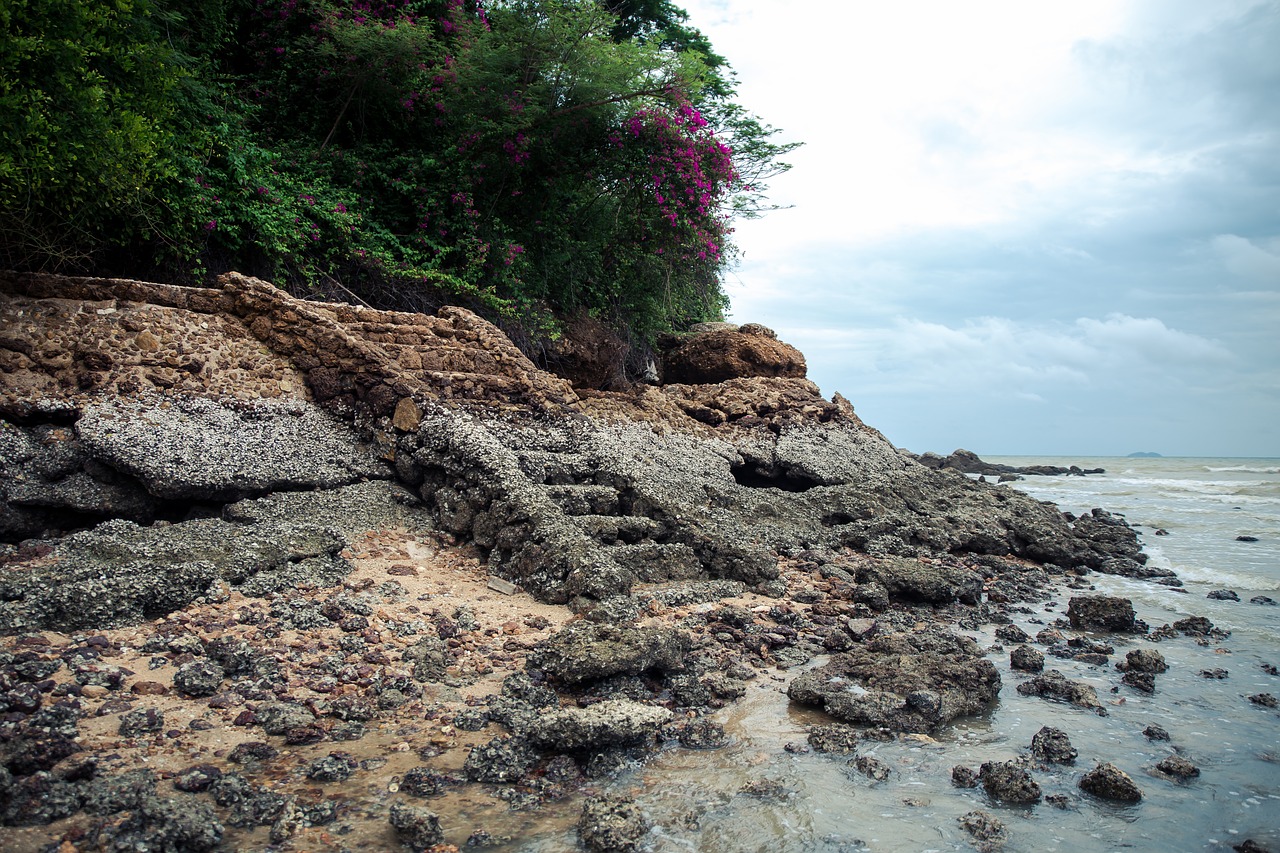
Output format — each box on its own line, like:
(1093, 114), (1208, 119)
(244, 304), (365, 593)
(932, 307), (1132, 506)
(0, 271), (1144, 630)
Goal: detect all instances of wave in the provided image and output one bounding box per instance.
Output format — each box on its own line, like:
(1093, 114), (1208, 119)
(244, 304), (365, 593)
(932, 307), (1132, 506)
(1204, 465), (1280, 474)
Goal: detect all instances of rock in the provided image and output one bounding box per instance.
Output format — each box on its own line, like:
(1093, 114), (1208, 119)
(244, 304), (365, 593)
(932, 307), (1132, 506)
(388, 801), (443, 850)
(1079, 763), (1142, 802)
(1122, 671), (1156, 693)
(1251, 596), (1277, 606)
(958, 810), (1008, 852)
(1030, 726), (1077, 764)
(1117, 648), (1168, 673)
(75, 395), (389, 501)
(661, 327), (806, 385)
(861, 557), (982, 605)
(306, 752), (358, 783)
(1234, 841), (1272, 853)
(676, 718), (729, 750)
(1155, 754), (1200, 779)
(1207, 589), (1240, 601)
(463, 735), (539, 784)
(392, 397), (423, 432)
(578, 794), (651, 852)
(808, 724), (860, 754)
(118, 707), (165, 738)
(1015, 669), (1104, 712)
(979, 760), (1041, 803)
(173, 660), (225, 697)
(1200, 668), (1229, 679)
(526, 623), (689, 685)
(527, 700), (671, 751)
(1010, 645), (1044, 673)
(951, 765), (979, 788)
(788, 628), (1000, 732)
(85, 794), (224, 852)
(1236, 535), (1259, 542)
(255, 702), (314, 736)
(1067, 596), (1137, 632)
(1248, 693), (1278, 708)
(994, 624), (1030, 644)
(853, 755), (891, 781)
(1143, 724), (1171, 741)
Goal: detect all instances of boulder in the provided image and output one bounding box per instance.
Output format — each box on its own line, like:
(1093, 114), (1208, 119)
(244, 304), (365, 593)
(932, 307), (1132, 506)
(578, 794), (650, 853)
(788, 628), (1000, 732)
(1067, 596), (1137, 633)
(979, 760), (1042, 803)
(1015, 670), (1104, 712)
(1030, 726), (1077, 764)
(1116, 648), (1168, 673)
(661, 326), (806, 385)
(526, 700), (671, 751)
(1079, 763), (1142, 802)
(526, 623), (689, 685)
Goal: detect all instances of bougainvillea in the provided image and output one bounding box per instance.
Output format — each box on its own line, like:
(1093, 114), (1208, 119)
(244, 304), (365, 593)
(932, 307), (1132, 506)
(1, 0), (796, 350)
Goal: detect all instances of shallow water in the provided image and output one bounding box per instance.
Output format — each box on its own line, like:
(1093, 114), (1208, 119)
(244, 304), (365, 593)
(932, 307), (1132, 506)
(521, 457), (1280, 853)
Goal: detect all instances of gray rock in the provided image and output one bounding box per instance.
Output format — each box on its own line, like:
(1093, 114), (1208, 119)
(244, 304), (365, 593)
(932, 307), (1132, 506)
(578, 794), (650, 852)
(526, 622), (689, 684)
(1010, 645), (1045, 672)
(75, 396), (389, 501)
(388, 802), (443, 850)
(1155, 754), (1200, 780)
(788, 628), (1000, 732)
(463, 735), (539, 784)
(527, 700), (671, 751)
(1015, 669), (1104, 712)
(1079, 762), (1142, 802)
(1117, 648), (1168, 673)
(958, 810), (1008, 852)
(173, 660), (224, 697)
(1067, 596), (1138, 632)
(1030, 726), (1077, 764)
(979, 760), (1042, 803)
(255, 702), (315, 736)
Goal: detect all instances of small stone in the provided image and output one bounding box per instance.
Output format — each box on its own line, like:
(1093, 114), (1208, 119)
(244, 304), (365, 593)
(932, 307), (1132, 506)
(853, 756), (891, 781)
(1200, 668), (1229, 679)
(958, 810), (1008, 850)
(1143, 724), (1171, 741)
(118, 707), (165, 738)
(134, 330), (160, 352)
(1207, 589), (1240, 601)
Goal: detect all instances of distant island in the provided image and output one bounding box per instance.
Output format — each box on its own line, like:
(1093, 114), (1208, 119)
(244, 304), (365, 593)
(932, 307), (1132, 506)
(1127, 452), (1163, 458)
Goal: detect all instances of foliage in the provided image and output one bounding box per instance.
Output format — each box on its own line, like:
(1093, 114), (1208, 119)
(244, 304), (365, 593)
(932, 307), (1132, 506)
(0, 0), (798, 349)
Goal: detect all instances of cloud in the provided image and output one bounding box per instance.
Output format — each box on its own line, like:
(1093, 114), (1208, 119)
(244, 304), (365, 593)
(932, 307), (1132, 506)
(788, 313), (1234, 400)
(1211, 234), (1280, 282)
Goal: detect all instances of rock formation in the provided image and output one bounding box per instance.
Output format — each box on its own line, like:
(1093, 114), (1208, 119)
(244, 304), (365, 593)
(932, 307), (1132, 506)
(1, 271), (1146, 628)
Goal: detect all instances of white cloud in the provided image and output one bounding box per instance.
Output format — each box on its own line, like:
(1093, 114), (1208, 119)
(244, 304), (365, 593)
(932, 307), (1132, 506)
(786, 313), (1233, 400)
(1211, 234), (1280, 283)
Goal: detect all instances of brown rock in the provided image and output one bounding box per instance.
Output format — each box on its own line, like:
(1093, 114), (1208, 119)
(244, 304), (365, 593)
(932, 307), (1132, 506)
(134, 330), (160, 352)
(662, 328), (806, 385)
(130, 681), (169, 696)
(392, 396), (423, 431)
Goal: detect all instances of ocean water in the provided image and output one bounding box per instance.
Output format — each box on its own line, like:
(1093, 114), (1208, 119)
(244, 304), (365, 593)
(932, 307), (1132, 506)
(516, 456), (1280, 853)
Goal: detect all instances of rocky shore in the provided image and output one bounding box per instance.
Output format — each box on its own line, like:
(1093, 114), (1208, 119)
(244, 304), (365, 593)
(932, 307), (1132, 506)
(1, 272), (1263, 852)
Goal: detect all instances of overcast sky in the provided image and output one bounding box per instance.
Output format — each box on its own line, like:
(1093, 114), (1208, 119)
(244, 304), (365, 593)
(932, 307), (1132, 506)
(682, 0), (1280, 458)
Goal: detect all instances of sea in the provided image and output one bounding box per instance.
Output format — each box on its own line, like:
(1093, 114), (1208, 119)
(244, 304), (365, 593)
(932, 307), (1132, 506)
(520, 456), (1280, 853)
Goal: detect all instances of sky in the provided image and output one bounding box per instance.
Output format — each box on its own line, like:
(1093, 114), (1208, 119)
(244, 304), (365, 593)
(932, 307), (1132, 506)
(681, 0), (1280, 457)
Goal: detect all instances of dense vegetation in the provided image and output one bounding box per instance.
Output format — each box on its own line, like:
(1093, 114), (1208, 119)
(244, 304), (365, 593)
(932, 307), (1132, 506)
(1, 0), (795, 359)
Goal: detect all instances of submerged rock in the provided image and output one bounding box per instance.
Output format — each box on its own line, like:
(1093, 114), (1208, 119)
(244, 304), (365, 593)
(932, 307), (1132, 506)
(1015, 670), (1104, 713)
(1155, 754), (1200, 780)
(788, 628), (1000, 732)
(1067, 596), (1138, 633)
(578, 794), (651, 852)
(1030, 726), (1077, 764)
(979, 760), (1042, 804)
(1079, 763), (1142, 802)
(958, 809), (1009, 852)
